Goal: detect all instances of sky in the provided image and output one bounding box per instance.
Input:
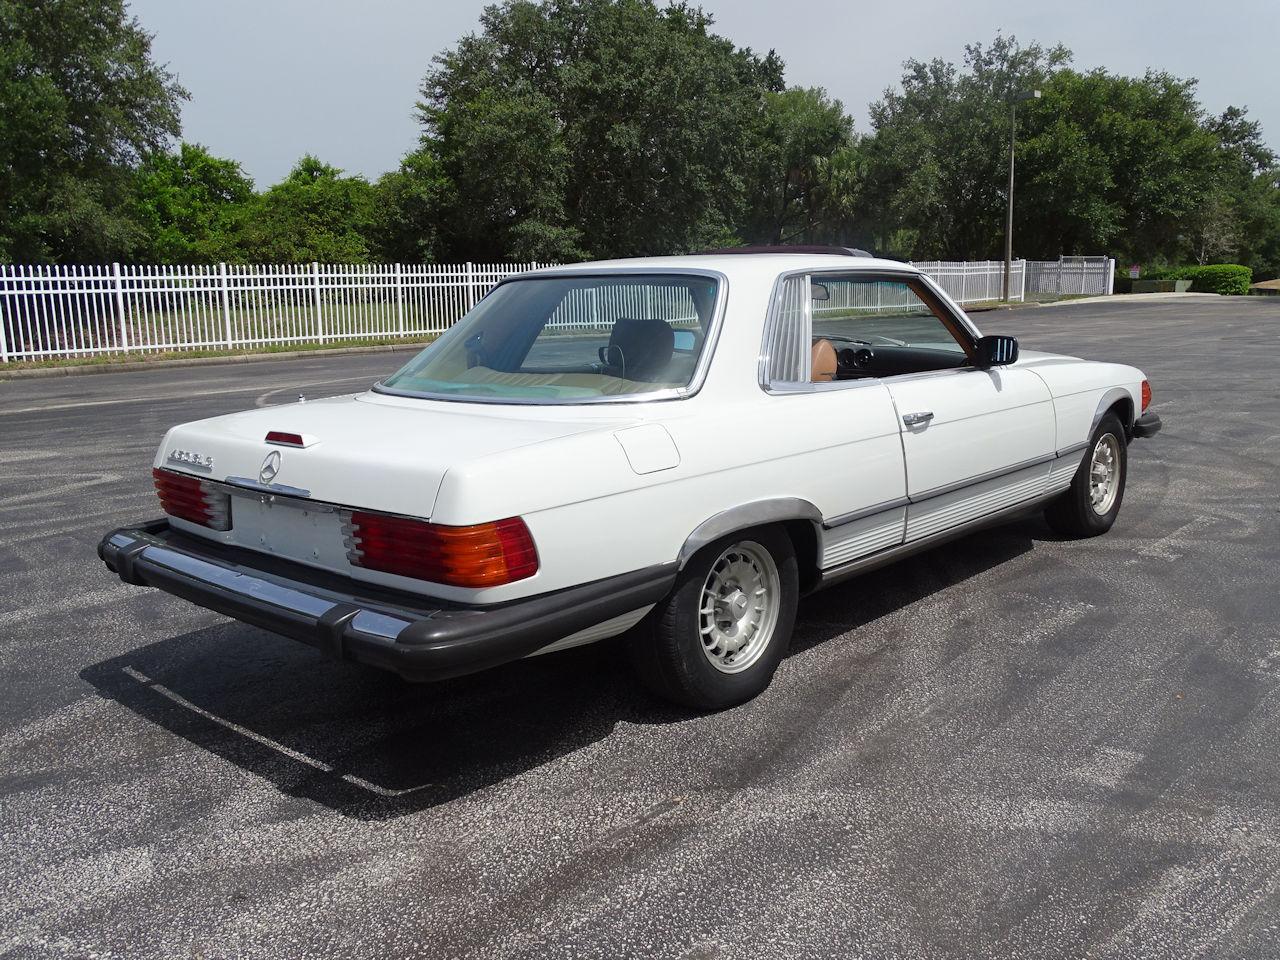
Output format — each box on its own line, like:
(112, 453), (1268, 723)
(129, 0), (1279, 189)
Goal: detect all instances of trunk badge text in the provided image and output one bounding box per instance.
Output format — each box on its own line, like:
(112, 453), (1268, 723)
(260, 451), (282, 483)
(167, 449), (214, 470)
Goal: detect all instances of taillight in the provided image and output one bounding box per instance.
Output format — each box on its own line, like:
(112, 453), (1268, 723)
(1141, 380), (1151, 412)
(341, 511), (538, 587)
(265, 431), (305, 447)
(153, 468), (231, 530)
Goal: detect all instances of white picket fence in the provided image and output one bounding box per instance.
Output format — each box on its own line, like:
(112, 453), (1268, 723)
(0, 256), (1115, 362)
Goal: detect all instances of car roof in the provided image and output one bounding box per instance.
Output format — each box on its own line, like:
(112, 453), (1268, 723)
(528, 253), (920, 279)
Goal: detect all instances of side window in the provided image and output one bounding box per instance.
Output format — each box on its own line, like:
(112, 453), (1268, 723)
(761, 274), (811, 387)
(762, 273), (975, 390)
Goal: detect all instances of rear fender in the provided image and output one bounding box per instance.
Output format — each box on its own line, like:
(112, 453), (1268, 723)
(678, 498), (823, 570)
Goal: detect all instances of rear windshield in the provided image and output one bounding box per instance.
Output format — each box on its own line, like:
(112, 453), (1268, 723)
(378, 274), (720, 402)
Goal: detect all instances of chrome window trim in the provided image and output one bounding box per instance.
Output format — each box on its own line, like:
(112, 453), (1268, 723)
(758, 267), (981, 395)
(370, 267), (730, 407)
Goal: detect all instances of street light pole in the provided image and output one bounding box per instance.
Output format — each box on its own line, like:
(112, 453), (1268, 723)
(1003, 89), (1041, 302)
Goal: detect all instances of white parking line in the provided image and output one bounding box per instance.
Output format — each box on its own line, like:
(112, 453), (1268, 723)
(121, 666), (431, 798)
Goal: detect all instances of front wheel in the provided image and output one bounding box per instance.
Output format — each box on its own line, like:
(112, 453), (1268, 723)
(1045, 412), (1128, 537)
(628, 526), (798, 710)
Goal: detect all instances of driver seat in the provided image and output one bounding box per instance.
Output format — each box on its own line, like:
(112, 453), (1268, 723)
(600, 318), (675, 382)
(811, 339), (837, 382)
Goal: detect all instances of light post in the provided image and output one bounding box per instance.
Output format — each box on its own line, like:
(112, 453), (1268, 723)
(1003, 88), (1041, 302)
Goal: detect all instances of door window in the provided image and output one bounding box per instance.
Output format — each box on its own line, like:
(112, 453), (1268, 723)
(811, 277), (972, 380)
(761, 273), (975, 389)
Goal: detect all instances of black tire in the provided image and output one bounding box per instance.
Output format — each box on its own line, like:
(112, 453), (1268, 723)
(628, 525), (798, 710)
(1045, 411), (1128, 537)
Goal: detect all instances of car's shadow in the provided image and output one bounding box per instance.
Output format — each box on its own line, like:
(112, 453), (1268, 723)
(81, 518), (1045, 820)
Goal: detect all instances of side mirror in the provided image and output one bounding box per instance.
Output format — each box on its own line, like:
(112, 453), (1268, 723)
(976, 335), (1018, 367)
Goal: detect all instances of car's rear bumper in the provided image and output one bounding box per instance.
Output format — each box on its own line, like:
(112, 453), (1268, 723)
(1132, 411), (1162, 439)
(98, 520), (676, 682)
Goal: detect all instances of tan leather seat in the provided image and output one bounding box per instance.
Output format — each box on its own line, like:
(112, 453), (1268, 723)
(811, 338), (837, 382)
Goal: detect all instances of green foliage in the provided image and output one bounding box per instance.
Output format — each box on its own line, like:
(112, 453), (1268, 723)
(415, 0), (782, 260)
(132, 143), (254, 263)
(0, 0), (186, 262)
(1157, 263), (1253, 295)
(4, 1), (1279, 281)
(238, 156), (377, 263)
(857, 35), (1280, 277)
(861, 36), (1070, 260)
(741, 87), (859, 245)
(371, 148), (450, 262)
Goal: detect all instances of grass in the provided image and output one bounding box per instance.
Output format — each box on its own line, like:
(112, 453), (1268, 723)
(2, 334), (438, 372)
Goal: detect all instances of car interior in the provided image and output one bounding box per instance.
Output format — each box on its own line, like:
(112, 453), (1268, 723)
(806, 276), (976, 382)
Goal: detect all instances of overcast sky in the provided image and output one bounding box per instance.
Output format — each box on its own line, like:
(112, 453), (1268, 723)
(129, 0), (1278, 188)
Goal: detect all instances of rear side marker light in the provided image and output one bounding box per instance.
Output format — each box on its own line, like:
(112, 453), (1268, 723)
(340, 511), (539, 588)
(266, 431), (306, 447)
(153, 468), (231, 531)
(1141, 380), (1152, 412)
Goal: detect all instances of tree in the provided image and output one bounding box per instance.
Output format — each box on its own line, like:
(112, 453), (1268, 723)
(239, 156), (377, 263)
(371, 148), (451, 263)
(742, 87), (857, 245)
(131, 143), (254, 263)
(861, 36), (1069, 260)
(1205, 107), (1280, 278)
(0, 0), (186, 262)
(416, 0), (783, 260)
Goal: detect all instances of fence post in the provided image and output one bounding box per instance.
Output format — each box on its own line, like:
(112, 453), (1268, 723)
(218, 262), (234, 347)
(1105, 258), (1115, 296)
(312, 262), (324, 342)
(112, 262), (130, 352)
(465, 261), (478, 309)
(0, 265), (9, 363)
(394, 262), (405, 336)
(1019, 259), (1027, 302)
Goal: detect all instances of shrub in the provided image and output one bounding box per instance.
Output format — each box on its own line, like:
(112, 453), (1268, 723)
(1162, 264), (1253, 295)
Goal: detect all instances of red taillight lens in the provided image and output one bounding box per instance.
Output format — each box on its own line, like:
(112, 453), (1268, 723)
(265, 431), (305, 446)
(153, 468), (231, 530)
(342, 511), (538, 588)
(1141, 380), (1152, 412)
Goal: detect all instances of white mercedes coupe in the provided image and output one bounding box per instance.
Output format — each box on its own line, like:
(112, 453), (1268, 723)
(100, 248), (1161, 709)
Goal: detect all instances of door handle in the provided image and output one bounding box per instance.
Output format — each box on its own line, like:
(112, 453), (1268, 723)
(902, 411), (934, 426)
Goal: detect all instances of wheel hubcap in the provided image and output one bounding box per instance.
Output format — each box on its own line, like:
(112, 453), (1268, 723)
(1089, 433), (1121, 515)
(699, 540), (780, 674)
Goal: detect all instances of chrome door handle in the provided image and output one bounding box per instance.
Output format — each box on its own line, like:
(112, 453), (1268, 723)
(902, 411), (934, 426)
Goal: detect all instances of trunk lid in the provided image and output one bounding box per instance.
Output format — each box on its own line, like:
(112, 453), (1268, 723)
(159, 392), (627, 519)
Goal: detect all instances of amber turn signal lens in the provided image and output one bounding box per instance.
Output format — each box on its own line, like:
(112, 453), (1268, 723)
(342, 511), (538, 588)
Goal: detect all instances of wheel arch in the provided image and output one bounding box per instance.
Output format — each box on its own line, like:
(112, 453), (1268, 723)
(1090, 387), (1136, 439)
(678, 498), (823, 590)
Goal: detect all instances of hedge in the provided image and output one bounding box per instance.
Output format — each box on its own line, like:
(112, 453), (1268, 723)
(1158, 264), (1253, 295)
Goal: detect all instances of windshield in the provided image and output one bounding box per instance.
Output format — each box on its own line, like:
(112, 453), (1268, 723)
(379, 273), (720, 402)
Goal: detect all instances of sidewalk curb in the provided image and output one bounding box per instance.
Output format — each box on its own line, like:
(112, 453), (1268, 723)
(0, 342), (427, 380)
(965, 301), (1043, 313)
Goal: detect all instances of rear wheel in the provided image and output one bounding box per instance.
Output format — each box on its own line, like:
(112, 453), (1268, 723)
(1045, 412), (1128, 537)
(628, 526), (798, 710)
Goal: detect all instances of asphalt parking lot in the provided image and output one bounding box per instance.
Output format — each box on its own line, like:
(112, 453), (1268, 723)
(3, 295), (1279, 959)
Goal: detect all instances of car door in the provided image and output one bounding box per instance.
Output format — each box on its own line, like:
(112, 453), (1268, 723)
(760, 274), (909, 571)
(808, 272), (1057, 545)
(886, 364), (1056, 541)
